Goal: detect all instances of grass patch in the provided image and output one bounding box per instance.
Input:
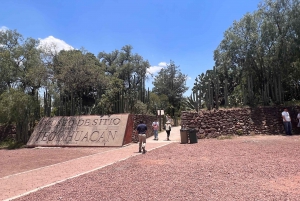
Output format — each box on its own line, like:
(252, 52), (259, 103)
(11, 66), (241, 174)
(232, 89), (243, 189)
(0, 138), (24, 149)
(217, 135), (235, 140)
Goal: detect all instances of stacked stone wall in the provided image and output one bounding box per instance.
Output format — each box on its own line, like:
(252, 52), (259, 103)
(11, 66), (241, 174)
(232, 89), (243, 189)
(181, 106), (300, 139)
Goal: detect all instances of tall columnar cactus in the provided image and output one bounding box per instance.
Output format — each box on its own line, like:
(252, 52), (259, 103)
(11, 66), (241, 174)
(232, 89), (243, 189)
(204, 70), (213, 110)
(44, 89), (51, 117)
(224, 79), (228, 107)
(212, 66), (220, 109)
(247, 75), (252, 105)
(193, 73), (205, 110)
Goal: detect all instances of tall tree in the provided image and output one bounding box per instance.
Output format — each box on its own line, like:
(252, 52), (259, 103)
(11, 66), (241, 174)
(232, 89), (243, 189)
(152, 60), (188, 113)
(98, 45), (150, 113)
(204, 0), (300, 108)
(52, 49), (106, 114)
(0, 29), (24, 90)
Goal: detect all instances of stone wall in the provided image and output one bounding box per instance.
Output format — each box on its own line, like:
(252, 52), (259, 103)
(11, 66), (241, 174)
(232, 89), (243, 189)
(0, 125), (16, 141)
(181, 106), (300, 139)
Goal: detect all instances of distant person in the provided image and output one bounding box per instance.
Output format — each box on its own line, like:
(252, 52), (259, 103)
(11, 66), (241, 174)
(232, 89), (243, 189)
(282, 108), (292, 135)
(166, 114), (171, 122)
(165, 120), (172, 141)
(152, 119), (159, 140)
(166, 114), (173, 125)
(136, 120), (147, 153)
(297, 111), (300, 127)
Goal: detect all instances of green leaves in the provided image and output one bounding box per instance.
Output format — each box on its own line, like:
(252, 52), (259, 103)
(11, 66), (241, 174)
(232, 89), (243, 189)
(0, 89), (33, 124)
(207, 0), (300, 107)
(53, 49), (105, 94)
(152, 60), (188, 112)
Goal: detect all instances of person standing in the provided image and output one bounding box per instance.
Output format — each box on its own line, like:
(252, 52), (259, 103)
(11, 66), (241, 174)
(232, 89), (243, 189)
(165, 121), (172, 141)
(282, 108), (292, 135)
(136, 120), (147, 153)
(152, 119), (159, 140)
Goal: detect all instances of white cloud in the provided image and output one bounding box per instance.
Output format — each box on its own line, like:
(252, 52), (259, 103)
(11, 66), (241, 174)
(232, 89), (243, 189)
(147, 61), (168, 75)
(38, 36), (74, 54)
(158, 62), (167, 67)
(0, 26), (8, 32)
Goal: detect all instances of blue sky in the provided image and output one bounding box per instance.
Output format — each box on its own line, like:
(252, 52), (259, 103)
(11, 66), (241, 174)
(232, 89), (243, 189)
(1, 0), (262, 96)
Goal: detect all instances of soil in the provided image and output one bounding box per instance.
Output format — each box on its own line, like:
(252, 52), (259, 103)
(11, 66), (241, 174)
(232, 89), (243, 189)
(4, 135), (300, 201)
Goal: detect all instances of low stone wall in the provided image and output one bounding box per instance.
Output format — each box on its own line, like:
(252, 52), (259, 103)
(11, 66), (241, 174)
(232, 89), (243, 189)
(0, 125), (16, 141)
(131, 115), (157, 143)
(181, 106), (300, 139)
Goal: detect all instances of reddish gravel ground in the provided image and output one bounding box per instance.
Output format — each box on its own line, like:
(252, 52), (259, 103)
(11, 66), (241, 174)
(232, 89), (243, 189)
(0, 147), (114, 178)
(9, 135), (300, 200)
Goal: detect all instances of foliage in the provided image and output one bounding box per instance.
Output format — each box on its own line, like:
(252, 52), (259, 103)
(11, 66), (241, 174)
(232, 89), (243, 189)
(0, 29), (188, 142)
(0, 29), (46, 95)
(98, 45), (150, 92)
(51, 49), (106, 112)
(96, 76), (124, 114)
(195, 0), (300, 109)
(181, 93), (199, 111)
(152, 60), (188, 113)
(98, 45), (151, 113)
(133, 100), (151, 115)
(0, 137), (24, 149)
(53, 49), (105, 93)
(0, 89), (34, 124)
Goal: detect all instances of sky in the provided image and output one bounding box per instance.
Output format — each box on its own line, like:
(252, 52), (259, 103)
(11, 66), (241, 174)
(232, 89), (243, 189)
(0, 0), (262, 96)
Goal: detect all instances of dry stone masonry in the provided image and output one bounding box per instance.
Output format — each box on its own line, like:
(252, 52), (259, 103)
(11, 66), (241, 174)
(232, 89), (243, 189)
(181, 106), (300, 139)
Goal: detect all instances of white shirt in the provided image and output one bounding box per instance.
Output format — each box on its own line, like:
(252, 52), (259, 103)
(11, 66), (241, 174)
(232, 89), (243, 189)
(152, 121), (159, 127)
(282, 111), (291, 122)
(152, 121), (159, 130)
(165, 123), (171, 131)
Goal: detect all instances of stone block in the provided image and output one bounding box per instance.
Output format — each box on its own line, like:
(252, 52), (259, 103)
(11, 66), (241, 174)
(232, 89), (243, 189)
(27, 114), (133, 147)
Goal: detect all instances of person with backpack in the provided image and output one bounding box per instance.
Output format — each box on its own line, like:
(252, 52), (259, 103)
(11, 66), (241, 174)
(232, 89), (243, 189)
(165, 121), (172, 141)
(152, 120), (159, 140)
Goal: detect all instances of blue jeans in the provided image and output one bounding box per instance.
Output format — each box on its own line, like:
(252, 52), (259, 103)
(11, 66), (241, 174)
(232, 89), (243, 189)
(153, 130), (158, 139)
(283, 121), (292, 135)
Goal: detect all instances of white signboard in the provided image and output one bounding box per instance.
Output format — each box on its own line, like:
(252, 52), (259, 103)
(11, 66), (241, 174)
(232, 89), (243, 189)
(157, 110), (164, 116)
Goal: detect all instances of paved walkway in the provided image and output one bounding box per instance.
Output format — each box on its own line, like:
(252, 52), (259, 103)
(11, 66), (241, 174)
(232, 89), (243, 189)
(1, 126), (182, 201)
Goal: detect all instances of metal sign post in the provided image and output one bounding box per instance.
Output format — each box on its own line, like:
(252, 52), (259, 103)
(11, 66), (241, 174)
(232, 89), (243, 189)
(157, 110), (164, 131)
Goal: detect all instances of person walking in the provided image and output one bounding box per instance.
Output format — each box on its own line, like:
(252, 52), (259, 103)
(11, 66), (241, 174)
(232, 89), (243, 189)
(282, 108), (292, 135)
(152, 119), (159, 140)
(136, 120), (147, 153)
(165, 120), (172, 141)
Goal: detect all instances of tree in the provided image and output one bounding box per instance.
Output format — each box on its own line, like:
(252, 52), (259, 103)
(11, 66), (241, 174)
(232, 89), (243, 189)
(51, 49), (106, 115)
(152, 60), (188, 113)
(205, 0), (300, 108)
(0, 89), (36, 143)
(0, 29), (24, 90)
(98, 45), (150, 113)
(0, 29), (47, 95)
